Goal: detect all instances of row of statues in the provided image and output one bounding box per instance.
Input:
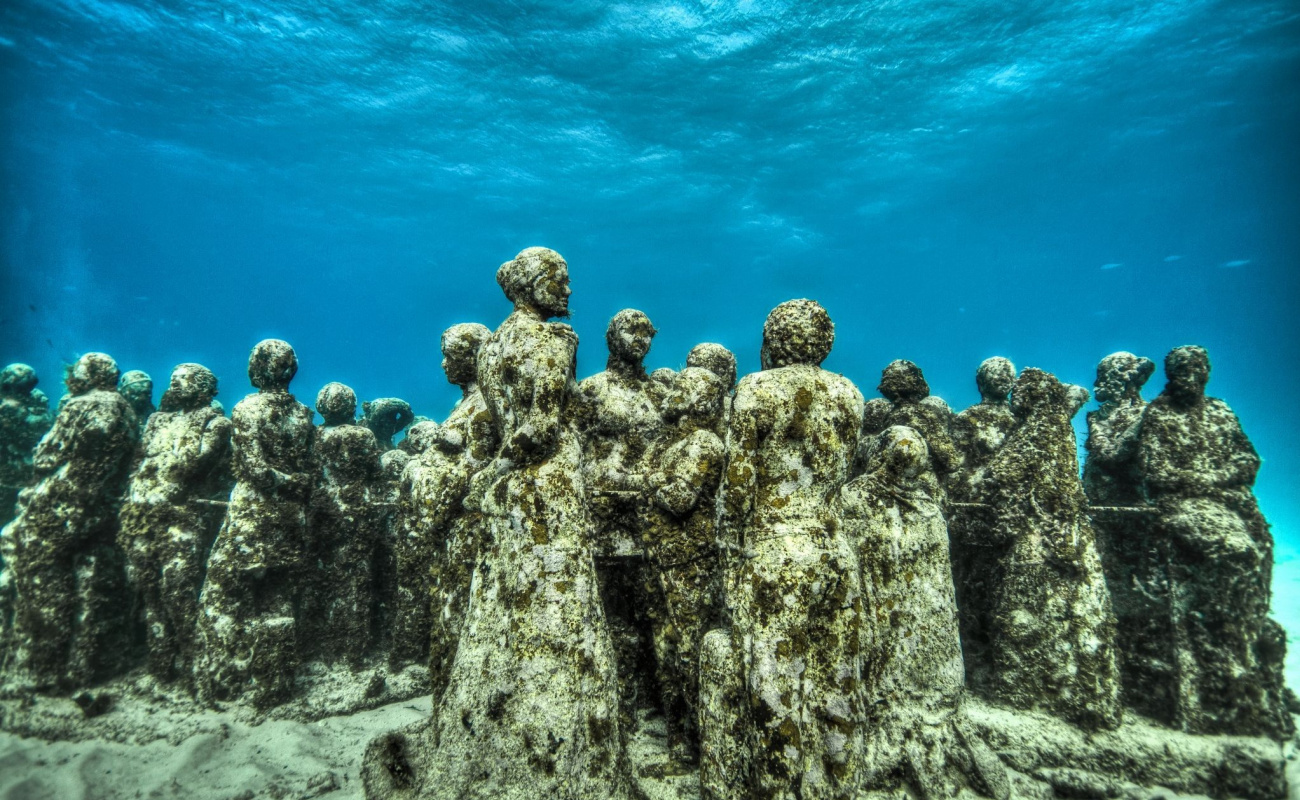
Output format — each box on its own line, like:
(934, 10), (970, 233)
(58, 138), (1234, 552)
(0, 246), (1291, 800)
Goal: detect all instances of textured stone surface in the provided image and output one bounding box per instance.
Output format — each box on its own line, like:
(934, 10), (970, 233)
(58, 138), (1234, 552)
(840, 425), (1008, 799)
(118, 369), (156, 434)
(875, 360), (958, 488)
(1137, 345), (1292, 739)
(195, 339), (316, 709)
(118, 363), (232, 687)
(976, 367), (1121, 730)
(0, 364), (54, 528)
(5, 353), (139, 691)
(703, 299), (865, 800)
(361, 397), (415, 451)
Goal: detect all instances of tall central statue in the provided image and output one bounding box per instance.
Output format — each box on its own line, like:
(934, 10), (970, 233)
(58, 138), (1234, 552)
(365, 248), (630, 800)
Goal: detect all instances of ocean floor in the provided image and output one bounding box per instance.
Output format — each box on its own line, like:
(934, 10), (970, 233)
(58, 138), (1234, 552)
(0, 556), (1296, 800)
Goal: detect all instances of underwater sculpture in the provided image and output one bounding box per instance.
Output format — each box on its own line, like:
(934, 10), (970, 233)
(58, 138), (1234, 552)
(365, 247), (630, 800)
(118, 369), (156, 434)
(1083, 351), (1169, 719)
(978, 368), (1122, 730)
(390, 322), (495, 676)
(687, 342), (738, 391)
(118, 363), (232, 686)
(946, 357), (1017, 682)
(702, 299), (865, 800)
(575, 307), (665, 722)
(6, 353), (139, 690)
(1136, 345), (1292, 739)
(875, 360), (959, 488)
(361, 397), (415, 451)
(839, 425), (1008, 800)
(0, 363), (54, 527)
(637, 366), (727, 761)
(302, 382), (385, 667)
(195, 339), (315, 708)
(397, 419), (439, 456)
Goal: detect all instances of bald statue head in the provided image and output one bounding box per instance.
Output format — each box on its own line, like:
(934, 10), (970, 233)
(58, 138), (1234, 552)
(760, 299), (835, 369)
(316, 382), (358, 426)
(606, 309), (656, 371)
(687, 343), (737, 390)
(1093, 351), (1155, 405)
(1163, 345), (1211, 406)
(975, 357), (1016, 404)
(878, 360), (929, 405)
(248, 339), (298, 392)
(66, 352), (120, 396)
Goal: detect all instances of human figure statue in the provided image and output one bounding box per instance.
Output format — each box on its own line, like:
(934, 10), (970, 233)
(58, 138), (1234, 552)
(1083, 352), (1167, 718)
(575, 308), (665, 723)
(6, 352), (139, 691)
(361, 397), (415, 451)
(947, 357), (1017, 678)
(398, 420), (440, 456)
(1136, 346), (1291, 739)
(852, 397), (895, 475)
(978, 368), (1121, 730)
(118, 363), (232, 686)
(701, 299), (865, 800)
(687, 342), (738, 392)
(0, 364), (54, 527)
(118, 369), (156, 434)
(302, 381), (385, 667)
(876, 360), (959, 487)
(391, 322), (495, 675)
(195, 340), (315, 709)
(364, 248), (630, 800)
(638, 366), (727, 762)
(1066, 383), (1091, 419)
(839, 426), (1008, 800)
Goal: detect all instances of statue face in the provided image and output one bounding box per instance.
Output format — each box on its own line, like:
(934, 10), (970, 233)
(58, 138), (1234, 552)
(166, 365), (207, 408)
(531, 259), (571, 319)
(1167, 355), (1209, 401)
(610, 313), (655, 363)
(442, 345), (477, 387)
(976, 358), (1015, 401)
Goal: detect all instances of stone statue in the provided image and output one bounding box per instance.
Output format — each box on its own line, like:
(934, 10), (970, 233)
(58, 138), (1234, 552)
(118, 369), (156, 433)
(852, 397), (895, 476)
(398, 420), (440, 456)
(117, 363), (231, 686)
(638, 366), (727, 762)
(364, 248), (630, 800)
(876, 360), (958, 487)
(0, 364), (54, 527)
(839, 426), (1008, 800)
(1136, 346), (1291, 739)
(687, 342), (738, 392)
(361, 397), (415, 451)
(574, 308), (665, 724)
(947, 357), (1017, 681)
(702, 299), (865, 800)
(195, 340), (315, 708)
(1083, 352), (1167, 719)
(391, 322), (495, 675)
(6, 353), (139, 690)
(979, 368), (1121, 730)
(302, 381), (385, 667)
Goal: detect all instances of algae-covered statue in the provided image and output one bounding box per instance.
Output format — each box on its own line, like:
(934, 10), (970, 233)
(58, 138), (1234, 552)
(1082, 352), (1167, 718)
(978, 368), (1121, 730)
(6, 353), (139, 691)
(391, 322), (495, 676)
(364, 248), (630, 800)
(0, 363), (54, 527)
(875, 360), (958, 487)
(1137, 346), (1291, 739)
(947, 356), (1017, 680)
(361, 397), (415, 451)
(687, 342), (738, 392)
(118, 370), (156, 434)
(839, 426), (1008, 800)
(302, 381), (385, 667)
(118, 363), (232, 686)
(638, 366), (727, 762)
(195, 339), (315, 708)
(701, 299), (865, 800)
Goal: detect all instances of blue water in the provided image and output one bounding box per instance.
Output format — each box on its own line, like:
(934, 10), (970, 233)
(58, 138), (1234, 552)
(1, 2), (1297, 570)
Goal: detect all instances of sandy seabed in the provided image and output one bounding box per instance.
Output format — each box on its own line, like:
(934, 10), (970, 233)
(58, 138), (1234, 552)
(0, 557), (1297, 800)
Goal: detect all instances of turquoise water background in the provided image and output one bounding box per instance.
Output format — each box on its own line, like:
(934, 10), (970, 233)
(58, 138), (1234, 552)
(2, 1), (1297, 620)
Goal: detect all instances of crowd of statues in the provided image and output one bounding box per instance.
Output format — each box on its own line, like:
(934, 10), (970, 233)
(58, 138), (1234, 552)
(0, 246), (1291, 800)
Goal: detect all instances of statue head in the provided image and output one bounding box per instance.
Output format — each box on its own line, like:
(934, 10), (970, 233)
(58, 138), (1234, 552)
(663, 366), (726, 428)
(1065, 384), (1091, 419)
(65, 352), (120, 395)
(878, 360), (929, 404)
(872, 425), (931, 482)
(1009, 367), (1066, 420)
(1093, 351), (1155, 404)
(118, 370), (154, 409)
(0, 363), (38, 397)
(316, 382), (357, 426)
(1164, 345), (1210, 405)
(861, 397), (893, 436)
(442, 323), (491, 388)
(606, 309), (656, 367)
(760, 299), (834, 369)
(687, 343), (737, 390)
(975, 357), (1016, 403)
(363, 397), (415, 443)
(161, 363), (218, 412)
(497, 247), (571, 319)
(248, 339), (298, 392)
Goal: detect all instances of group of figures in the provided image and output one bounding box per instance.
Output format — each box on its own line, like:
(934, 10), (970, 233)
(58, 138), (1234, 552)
(0, 247), (1292, 800)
